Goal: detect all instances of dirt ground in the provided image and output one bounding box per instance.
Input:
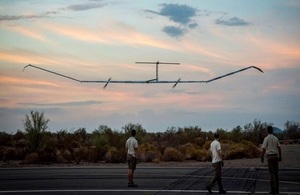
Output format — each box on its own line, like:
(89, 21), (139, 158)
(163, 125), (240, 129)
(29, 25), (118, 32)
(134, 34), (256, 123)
(1, 145), (299, 168)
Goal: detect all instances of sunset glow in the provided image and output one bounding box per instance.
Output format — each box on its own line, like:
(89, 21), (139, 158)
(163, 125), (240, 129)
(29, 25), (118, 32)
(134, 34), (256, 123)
(1, 0), (299, 133)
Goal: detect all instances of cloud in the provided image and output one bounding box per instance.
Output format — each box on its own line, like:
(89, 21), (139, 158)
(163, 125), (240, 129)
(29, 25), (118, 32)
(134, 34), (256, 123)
(19, 100), (104, 107)
(64, 3), (105, 11)
(159, 4), (197, 25)
(146, 4), (198, 38)
(163, 26), (186, 38)
(0, 13), (49, 22)
(0, 2), (106, 22)
(188, 22), (198, 29)
(0, 10), (62, 22)
(215, 17), (250, 26)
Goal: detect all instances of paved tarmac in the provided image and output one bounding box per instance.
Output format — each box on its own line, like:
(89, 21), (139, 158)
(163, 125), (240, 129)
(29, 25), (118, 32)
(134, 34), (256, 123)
(0, 166), (299, 194)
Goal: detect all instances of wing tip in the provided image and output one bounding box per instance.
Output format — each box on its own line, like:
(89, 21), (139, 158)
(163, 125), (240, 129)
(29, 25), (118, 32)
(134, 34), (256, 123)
(23, 64), (32, 72)
(251, 66), (264, 73)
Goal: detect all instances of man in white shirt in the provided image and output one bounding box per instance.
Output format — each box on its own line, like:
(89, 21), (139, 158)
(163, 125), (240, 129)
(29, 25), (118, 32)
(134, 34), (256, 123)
(206, 133), (226, 194)
(125, 129), (139, 187)
(261, 126), (282, 194)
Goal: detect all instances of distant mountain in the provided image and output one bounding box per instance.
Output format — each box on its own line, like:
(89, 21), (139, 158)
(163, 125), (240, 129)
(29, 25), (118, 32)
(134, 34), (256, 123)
(273, 127), (284, 134)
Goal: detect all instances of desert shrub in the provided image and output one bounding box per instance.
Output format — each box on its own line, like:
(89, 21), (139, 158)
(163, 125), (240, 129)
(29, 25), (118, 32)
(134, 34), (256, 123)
(73, 146), (90, 164)
(15, 147), (29, 160)
(144, 150), (161, 163)
(80, 146), (91, 161)
(24, 152), (39, 164)
(56, 149), (73, 163)
(202, 141), (211, 150)
(220, 140), (234, 154)
(140, 143), (161, 162)
(0, 147), (4, 160)
(13, 130), (26, 140)
(38, 151), (56, 163)
(73, 147), (82, 164)
(14, 138), (30, 160)
(15, 138), (29, 148)
(0, 132), (12, 146)
(162, 147), (184, 162)
(3, 147), (18, 161)
(90, 134), (109, 162)
(194, 149), (211, 162)
(221, 140), (234, 145)
(104, 147), (126, 163)
(38, 135), (58, 163)
(89, 147), (100, 163)
(225, 140), (260, 160)
(178, 143), (200, 160)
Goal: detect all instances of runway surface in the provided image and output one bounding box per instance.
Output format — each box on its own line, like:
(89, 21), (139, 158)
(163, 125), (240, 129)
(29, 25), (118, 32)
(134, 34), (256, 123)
(0, 166), (299, 194)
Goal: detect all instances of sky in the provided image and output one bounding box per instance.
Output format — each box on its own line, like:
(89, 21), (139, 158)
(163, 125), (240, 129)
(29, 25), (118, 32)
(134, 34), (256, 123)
(0, 0), (299, 134)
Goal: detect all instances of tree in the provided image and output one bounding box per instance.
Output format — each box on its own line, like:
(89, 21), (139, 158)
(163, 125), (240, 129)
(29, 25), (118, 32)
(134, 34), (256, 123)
(243, 119), (272, 145)
(23, 111), (49, 151)
(284, 121), (300, 139)
(230, 126), (243, 142)
(122, 122), (147, 143)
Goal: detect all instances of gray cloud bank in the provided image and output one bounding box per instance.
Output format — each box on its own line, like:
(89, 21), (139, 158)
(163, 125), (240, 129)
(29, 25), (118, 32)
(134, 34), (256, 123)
(0, 2), (106, 22)
(146, 4), (250, 38)
(146, 4), (198, 38)
(19, 100), (103, 107)
(215, 17), (250, 26)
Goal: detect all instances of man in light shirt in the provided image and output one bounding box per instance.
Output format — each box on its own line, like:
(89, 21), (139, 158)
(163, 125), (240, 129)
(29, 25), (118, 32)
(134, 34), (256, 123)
(125, 129), (139, 187)
(206, 133), (226, 194)
(261, 126), (282, 194)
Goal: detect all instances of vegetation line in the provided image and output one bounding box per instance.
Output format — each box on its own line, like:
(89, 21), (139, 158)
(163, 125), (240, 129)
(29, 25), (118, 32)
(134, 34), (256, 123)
(0, 111), (299, 165)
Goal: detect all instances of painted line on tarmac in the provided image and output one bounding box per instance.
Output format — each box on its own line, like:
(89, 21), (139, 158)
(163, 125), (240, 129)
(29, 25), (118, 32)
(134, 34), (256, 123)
(0, 189), (300, 194)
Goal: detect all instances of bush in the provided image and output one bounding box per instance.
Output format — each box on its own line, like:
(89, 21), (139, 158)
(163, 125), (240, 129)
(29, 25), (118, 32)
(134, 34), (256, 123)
(73, 146), (90, 164)
(0, 132), (12, 146)
(0, 147), (3, 160)
(225, 140), (260, 160)
(90, 135), (109, 162)
(104, 147), (126, 163)
(144, 150), (161, 163)
(140, 143), (161, 162)
(14, 139), (29, 148)
(56, 149), (73, 163)
(178, 143), (200, 160)
(3, 147), (18, 161)
(194, 149), (211, 162)
(202, 141), (211, 150)
(162, 147), (184, 162)
(38, 136), (58, 163)
(24, 152), (39, 164)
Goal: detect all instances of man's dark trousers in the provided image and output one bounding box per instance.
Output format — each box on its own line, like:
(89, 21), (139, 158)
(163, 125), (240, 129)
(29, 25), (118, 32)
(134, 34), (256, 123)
(207, 161), (224, 191)
(267, 155), (279, 193)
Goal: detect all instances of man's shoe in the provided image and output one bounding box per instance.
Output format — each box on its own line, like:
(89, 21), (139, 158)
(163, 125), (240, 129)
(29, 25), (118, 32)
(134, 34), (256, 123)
(128, 182), (138, 187)
(206, 186), (212, 194)
(219, 190), (227, 194)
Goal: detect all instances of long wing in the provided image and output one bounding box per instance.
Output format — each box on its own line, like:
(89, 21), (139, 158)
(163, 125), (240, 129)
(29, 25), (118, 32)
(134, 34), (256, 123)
(23, 64), (263, 88)
(205, 66), (263, 83)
